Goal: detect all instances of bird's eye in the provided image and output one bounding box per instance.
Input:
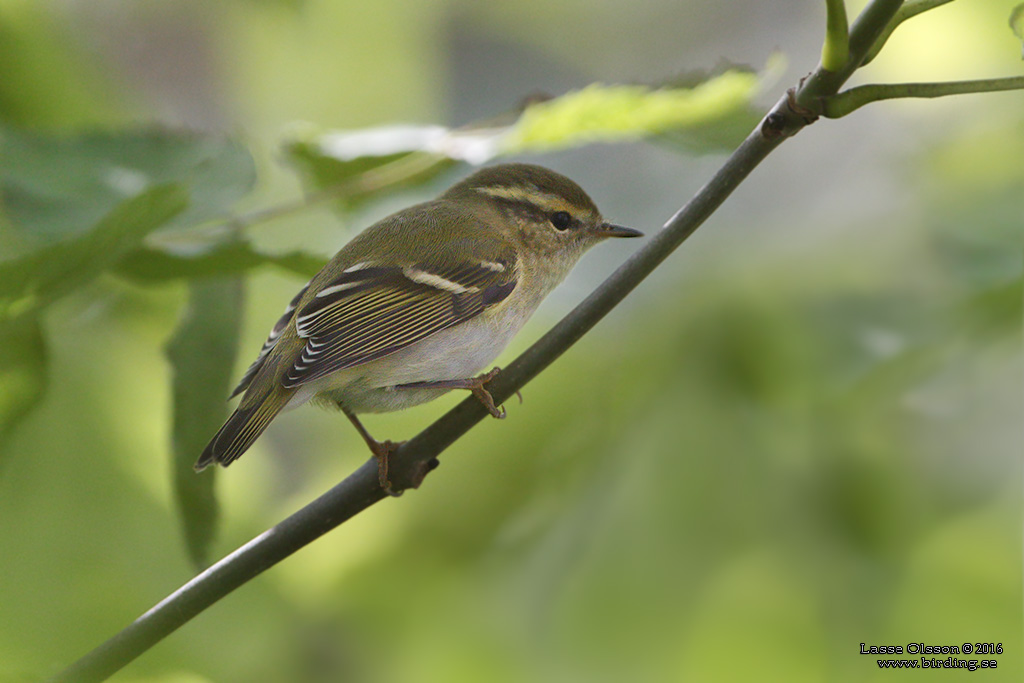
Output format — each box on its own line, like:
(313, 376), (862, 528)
(550, 211), (572, 231)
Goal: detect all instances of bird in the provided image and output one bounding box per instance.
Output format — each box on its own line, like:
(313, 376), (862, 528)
(195, 162), (641, 492)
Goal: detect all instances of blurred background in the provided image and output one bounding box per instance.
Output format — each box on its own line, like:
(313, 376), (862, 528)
(1, 0), (1021, 681)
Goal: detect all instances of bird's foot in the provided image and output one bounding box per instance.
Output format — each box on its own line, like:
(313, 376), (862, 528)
(393, 366), (521, 419)
(467, 367), (505, 419)
(341, 406), (406, 496)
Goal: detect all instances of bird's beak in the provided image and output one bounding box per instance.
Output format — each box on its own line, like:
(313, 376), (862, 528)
(593, 223), (643, 238)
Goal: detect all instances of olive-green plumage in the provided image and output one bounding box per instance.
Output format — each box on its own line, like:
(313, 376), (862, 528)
(195, 163), (640, 473)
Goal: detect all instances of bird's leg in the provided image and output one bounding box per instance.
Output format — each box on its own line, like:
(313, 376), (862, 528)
(392, 366), (521, 419)
(341, 406), (403, 496)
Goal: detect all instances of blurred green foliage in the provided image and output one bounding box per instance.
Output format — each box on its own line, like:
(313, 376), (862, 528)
(166, 277), (244, 568)
(0, 129), (255, 249)
(0, 1), (1021, 682)
(283, 68), (766, 210)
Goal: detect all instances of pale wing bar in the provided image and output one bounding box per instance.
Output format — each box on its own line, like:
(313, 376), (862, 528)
(282, 259), (516, 388)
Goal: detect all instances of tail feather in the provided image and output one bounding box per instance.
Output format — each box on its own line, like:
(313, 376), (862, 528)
(194, 386), (293, 471)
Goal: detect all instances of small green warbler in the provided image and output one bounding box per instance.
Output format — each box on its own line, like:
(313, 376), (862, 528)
(195, 163), (641, 491)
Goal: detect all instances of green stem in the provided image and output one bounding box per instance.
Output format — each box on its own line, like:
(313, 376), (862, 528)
(795, 0), (906, 113)
(862, 0), (958, 66)
(823, 76), (1024, 117)
(822, 0), (851, 72)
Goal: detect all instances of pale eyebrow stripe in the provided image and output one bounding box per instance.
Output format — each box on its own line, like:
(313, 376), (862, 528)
(475, 185), (560, 207)
(474, 185), (597, 221)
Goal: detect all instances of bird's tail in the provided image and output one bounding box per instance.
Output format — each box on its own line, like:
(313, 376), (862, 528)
(194, 383), (294, 471)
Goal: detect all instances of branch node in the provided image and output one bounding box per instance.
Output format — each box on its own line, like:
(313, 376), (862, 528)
(384, 444), (445, 494)
(410, 457), (441, 489)
(762, 86), (821, 139)
(787, 87), (821, 123)
(761, 112), (788, 139)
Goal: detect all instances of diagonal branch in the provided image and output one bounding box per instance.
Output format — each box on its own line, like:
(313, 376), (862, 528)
(48, 1), (915, 681)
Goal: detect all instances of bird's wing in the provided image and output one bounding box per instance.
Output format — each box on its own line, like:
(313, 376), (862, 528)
(229, 281), (310, 399)
(281, 254), (517, 388)
(200, 253), (517, 470)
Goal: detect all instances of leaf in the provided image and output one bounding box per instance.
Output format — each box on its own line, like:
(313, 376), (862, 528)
(502, 74), (763, 155)
(115, 242), (324, 282)
(0, 126), (255, 253)
(165, 276), (245, 569)
(0, 315), (47, 467)
(282, 63), (777, 193)
(0, 184), (188, 319)
(284, 129), (456, 208)
(1011, 4), (1024, 58)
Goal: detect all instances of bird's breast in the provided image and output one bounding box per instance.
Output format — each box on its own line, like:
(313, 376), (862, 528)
(304, 288), (535, 414)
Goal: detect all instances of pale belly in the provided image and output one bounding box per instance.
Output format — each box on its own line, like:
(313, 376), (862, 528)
(287, 298), (531, 414)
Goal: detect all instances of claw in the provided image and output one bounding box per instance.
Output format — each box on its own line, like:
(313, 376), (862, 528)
(470, 384), (505, 419)
(472, 366), (506, 419)
(367, 439), (405, 497)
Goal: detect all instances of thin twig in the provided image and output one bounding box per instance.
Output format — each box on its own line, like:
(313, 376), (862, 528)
(823, 76), (1024, 117)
